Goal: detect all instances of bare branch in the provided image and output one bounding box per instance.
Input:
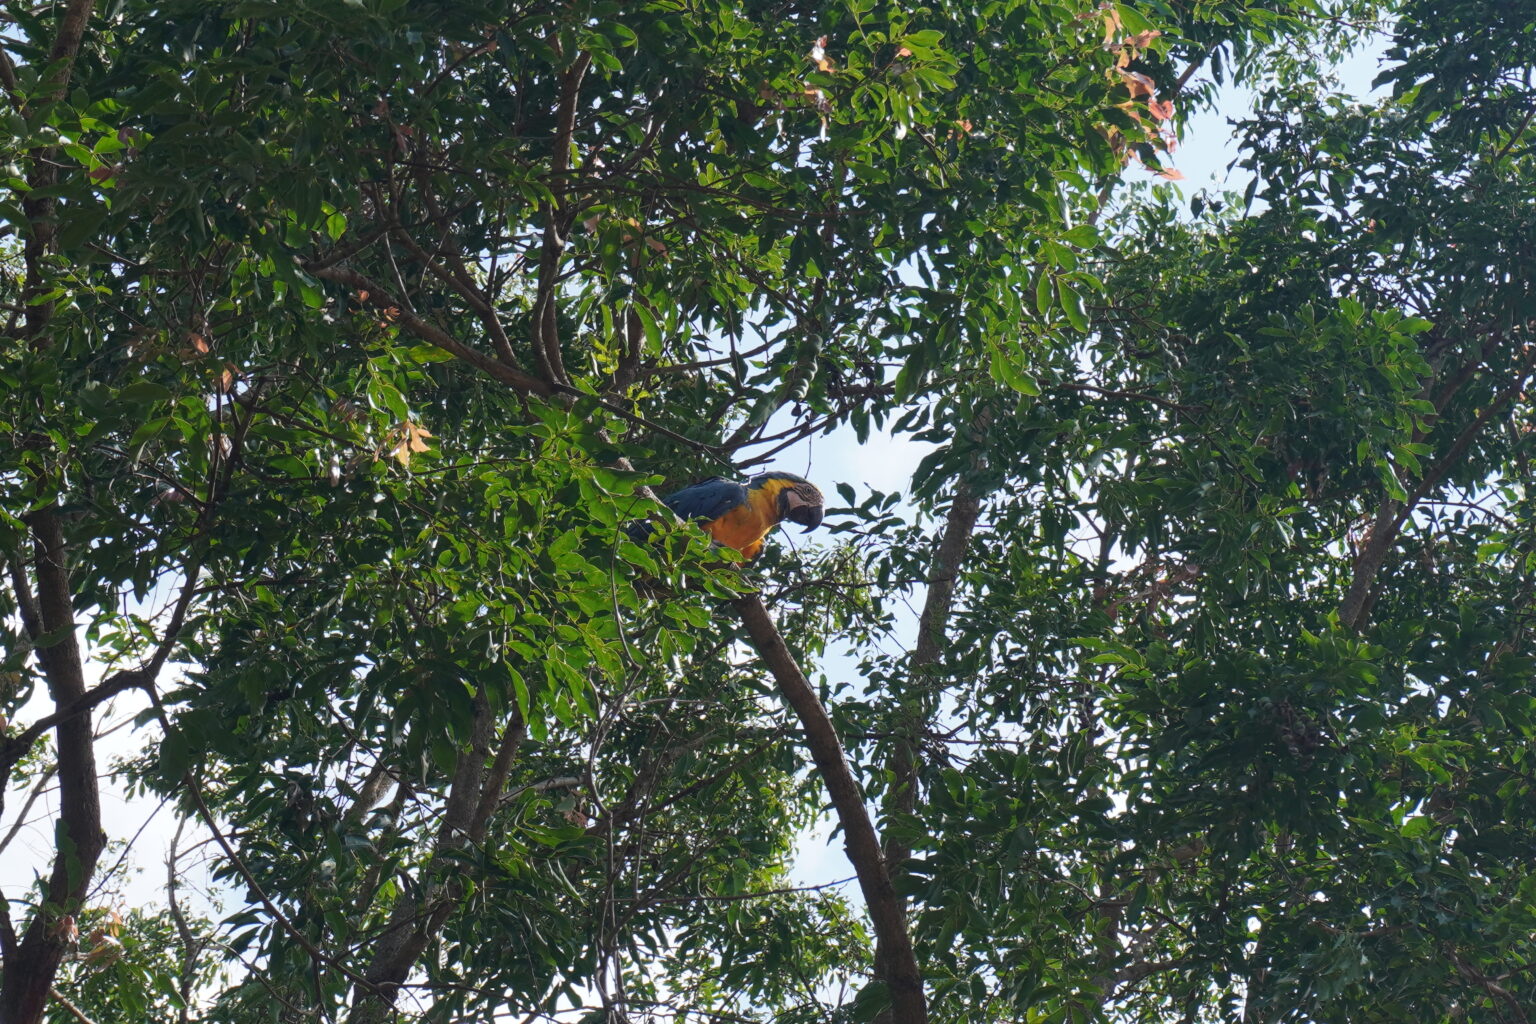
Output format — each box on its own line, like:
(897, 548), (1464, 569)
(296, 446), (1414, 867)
(48, 987), (98, 1024)
(305, 263), (554, 397)
(530, 50), (593, 388)
(731, 595), (927, 1024)
(0, 763), (60, 859)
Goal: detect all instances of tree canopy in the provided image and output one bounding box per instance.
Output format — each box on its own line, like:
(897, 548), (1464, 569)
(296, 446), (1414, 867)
(3, 1), (1536, 1023)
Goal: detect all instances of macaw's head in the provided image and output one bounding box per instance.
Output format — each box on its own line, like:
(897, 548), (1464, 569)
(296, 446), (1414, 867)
(752, 472), (825, 533)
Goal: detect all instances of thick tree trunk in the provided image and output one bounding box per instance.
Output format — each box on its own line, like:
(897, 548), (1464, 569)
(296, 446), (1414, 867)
(1, 512), (106, 1024)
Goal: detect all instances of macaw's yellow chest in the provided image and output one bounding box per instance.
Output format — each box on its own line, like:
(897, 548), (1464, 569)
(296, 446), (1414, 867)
(703, 498), (777, 560)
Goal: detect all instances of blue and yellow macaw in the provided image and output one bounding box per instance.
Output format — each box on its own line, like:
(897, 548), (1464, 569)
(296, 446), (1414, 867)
(640, 471), (826, 560)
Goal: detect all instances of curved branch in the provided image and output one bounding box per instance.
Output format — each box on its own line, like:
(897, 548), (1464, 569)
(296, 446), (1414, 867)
(0, 670), (149, 782)
(530, 50), (593, 388)
(731, 595), (927, 1024)
(304, 263), (554, 397)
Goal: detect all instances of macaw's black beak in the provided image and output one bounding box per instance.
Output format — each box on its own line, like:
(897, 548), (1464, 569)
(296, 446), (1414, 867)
(786, 503), (824, 532)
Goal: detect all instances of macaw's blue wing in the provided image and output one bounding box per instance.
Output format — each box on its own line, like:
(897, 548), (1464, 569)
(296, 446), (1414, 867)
(625, 477), (748, 541)
(662, 477), (749, 523)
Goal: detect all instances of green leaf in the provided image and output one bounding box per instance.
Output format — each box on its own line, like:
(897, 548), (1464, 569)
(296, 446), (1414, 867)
(989, 346), (1040, 396)
(1059, 279), (1089, 332)
(119, 381), (173, 404)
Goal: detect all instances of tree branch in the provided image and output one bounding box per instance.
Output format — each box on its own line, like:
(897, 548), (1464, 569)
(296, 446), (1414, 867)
(140, 691), (388, 1005)
(48, 987), (98, 1024)
(0, 509), (107, 1024)
(388, 222), (521, 369)
(884, 474), (981, 876)
(0, 671), (149, 782)
(1340, 343), (1536, 629)
(348, 689), (497, 1023)
(0, 43), (20, 114)
(19, 0), (101, 341)
(165, 820), (200, 1024)
(0, 880), (16, 963)
(469, 711), (525, 844)
(2, 549), (201, 811)
(529, 50), (592, 388)
(305, 263), (554, 397)
(731, 595), (927, 1024)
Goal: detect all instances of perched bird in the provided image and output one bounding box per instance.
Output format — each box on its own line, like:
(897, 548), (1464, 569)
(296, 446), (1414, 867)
(635, 471), (825, 560)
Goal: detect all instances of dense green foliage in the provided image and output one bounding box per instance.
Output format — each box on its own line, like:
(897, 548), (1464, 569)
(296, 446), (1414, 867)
(3, 1), (1536, 1022)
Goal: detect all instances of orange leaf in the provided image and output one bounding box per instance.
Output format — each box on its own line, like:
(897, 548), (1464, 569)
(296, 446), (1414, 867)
(1115, 68), (1155, 98)
(1148, 97), (1175, 121)
(896, 46), (913, 58)
(178, 331), (212, 363)
(50, 915), (79, 943)
(391, 420), (434, 467)
(84, 936), (123, 965)
(1155, 167), (1186, 180)
(1100, 8), (1123, 48)
(1128, 29), (1162, 47)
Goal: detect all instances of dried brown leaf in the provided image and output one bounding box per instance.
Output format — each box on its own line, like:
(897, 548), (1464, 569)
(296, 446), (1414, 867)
(1115, 67), (1156, 98)
(1101, 8), (1123, 48)
(391, 420), (435, 467)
